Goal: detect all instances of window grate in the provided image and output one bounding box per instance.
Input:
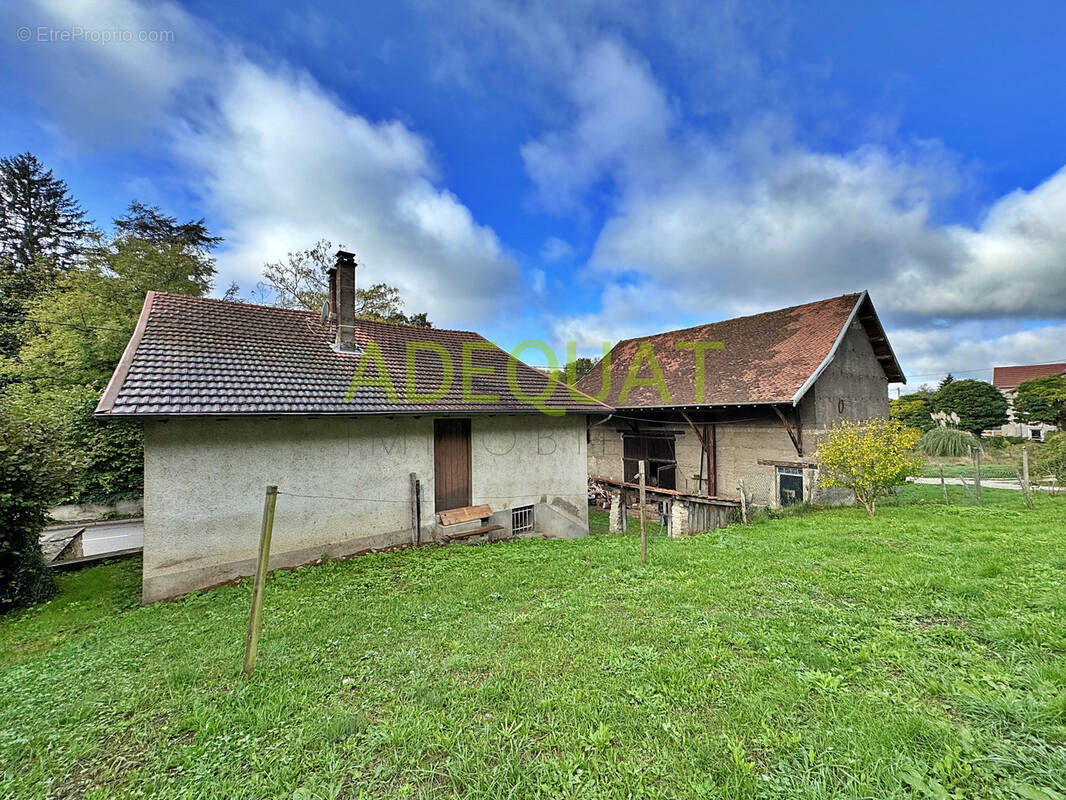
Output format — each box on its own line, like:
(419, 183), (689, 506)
(511, 505), (534, 534)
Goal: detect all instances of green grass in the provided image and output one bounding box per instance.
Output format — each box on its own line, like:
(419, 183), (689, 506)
(921, 464), (1020, 480)
(2, 486), (1065, 799)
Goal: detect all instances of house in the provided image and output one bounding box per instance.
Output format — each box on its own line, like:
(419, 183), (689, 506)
(991, 362), (1066, 441)
(97, 251), (603, 602)
(576, 292), (904, 508)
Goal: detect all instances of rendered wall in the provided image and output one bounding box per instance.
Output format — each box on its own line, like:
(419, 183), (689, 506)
(142, 414), (588, 602)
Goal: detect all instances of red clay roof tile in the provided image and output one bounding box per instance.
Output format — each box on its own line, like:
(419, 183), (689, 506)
(575, 292), (902, 408)
(992, 363), (1066, 388)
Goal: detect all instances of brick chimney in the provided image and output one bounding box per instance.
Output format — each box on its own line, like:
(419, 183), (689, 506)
(329, 250), (358, 352)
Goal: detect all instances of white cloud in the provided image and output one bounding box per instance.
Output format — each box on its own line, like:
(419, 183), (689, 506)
(489, 9), (1066, 372)
(521, 39), (677, 213)
(11, 0), (520, 327)
(889, 321), (1066, 390)
(540, 236), (575, 262)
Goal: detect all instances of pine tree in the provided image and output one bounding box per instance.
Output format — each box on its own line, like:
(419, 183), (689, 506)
(937, 373), (955, 390)
(0, 152), (93, 275)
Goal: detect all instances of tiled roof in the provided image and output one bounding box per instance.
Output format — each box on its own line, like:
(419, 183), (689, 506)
(575, 291), (903, 409)
(992, 362), (1066, 389)
(96, 292), (608, 416)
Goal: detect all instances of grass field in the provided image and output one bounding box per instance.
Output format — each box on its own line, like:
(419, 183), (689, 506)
(2, 485), (1065, 799)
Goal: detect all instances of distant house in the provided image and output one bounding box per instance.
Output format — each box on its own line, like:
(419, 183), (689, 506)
(991, 362), (1066, 441)
(97, 251), (603, 602)
(576, 292), (904, 508)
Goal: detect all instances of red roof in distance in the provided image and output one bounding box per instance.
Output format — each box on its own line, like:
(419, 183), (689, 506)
(992, 362), (1066, 389)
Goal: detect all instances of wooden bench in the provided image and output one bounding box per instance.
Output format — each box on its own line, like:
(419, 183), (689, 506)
(438, 504), (504, 542)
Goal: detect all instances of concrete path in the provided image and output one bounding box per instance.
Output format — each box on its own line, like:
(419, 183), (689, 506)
(42, 518), (144, 557)
(911, 477), (1057, 492)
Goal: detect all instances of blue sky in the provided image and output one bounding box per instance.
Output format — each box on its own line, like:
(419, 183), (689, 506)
(2, 1), (1065, 389)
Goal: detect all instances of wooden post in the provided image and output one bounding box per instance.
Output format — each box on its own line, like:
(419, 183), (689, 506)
(939, 465), (948, 503)
(638, 460), (647, 564)
(972, 447), (982, 506)
(243, 485), (278, 676)
(1021, 446), (1033, 509)
(738, 478), (748, 525)
(410, 472), (422, 544)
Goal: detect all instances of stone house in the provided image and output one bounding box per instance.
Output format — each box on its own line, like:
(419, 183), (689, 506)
(991, 362), (1065, 441)
(97, 252), (602, 602)
(577, 292), (904, 508)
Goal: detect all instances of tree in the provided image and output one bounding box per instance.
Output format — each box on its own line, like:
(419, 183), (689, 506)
(0, 154), (95, 359)
(2, 204), (220, 505)
(0, 152), (93, 275)
(0, 410), (70, 612)
(259, 239), (433, 327)
(816, 418), (923, 516)
(932, 379), (1008, 435)
(1013, 375), (1066, 428)
(889, 388), (936, 431)
(6, 203), (221, 387)
(938, 373), (955, 390)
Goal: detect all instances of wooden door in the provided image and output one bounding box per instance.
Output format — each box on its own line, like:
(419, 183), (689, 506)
(434, 418), (471, 512)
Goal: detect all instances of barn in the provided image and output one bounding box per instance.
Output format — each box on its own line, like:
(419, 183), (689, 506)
(577, 292), (905, 508)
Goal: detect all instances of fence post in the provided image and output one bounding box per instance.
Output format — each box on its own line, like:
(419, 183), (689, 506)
(972, 447), (982, 506)
(1021, 446), (1033, 509)
(939, 465), (948, 503)
(243, 485), (278, 676)
(738, 478), (748, 525)
(638, 460), (647, 564)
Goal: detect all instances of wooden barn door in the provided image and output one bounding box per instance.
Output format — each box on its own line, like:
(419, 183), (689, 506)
(434, 418), (471, 512)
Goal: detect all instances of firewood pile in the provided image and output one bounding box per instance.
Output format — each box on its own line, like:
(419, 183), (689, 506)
(587, 478), (612, 509)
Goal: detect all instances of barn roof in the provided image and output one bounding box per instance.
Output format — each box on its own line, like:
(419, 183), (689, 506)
(96, 292), (608, 417)
(992, 362), (1066, 389)
(574, 291), (904, 410)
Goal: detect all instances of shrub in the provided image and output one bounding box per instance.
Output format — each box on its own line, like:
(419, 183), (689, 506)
(918, 426), (982, 458)
(931, 379), (1008, 434)
(0, 412), (71, 612)
(889, 390), (936, 432)
(817, 418), (924, 516)
(1030, 432), (1066, 487)
(2, 384), (142, 504)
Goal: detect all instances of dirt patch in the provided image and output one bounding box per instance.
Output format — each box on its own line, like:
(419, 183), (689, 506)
(52, 738), (150, 799)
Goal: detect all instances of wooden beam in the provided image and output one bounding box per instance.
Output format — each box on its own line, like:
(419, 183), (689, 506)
(772, 405), (803, 457)
(757, 458), (816, 469)
(680, 410), (715, 496)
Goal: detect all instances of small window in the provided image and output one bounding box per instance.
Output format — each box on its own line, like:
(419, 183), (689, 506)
(1030, 428), (1044, 442)
(511, 505), (534, 534)
(778, 467), (803, 506)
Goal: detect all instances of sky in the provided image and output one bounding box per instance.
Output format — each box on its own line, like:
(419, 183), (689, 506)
(2, 0), (1065, 392)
